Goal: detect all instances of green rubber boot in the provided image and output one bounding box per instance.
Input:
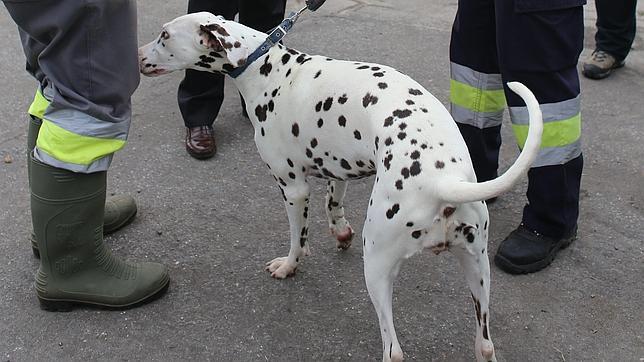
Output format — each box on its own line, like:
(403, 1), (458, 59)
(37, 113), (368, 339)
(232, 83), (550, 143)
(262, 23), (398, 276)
(28, 117), (137, 258)
(30, 155), (170, 311)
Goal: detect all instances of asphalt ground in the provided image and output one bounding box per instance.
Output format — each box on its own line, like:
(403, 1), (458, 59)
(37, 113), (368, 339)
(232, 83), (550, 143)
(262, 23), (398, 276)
(1, 0), (643, 360)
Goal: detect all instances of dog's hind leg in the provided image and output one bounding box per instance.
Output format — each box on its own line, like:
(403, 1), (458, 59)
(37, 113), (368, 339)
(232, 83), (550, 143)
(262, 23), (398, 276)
(362, 217), (406, 362)
(265, 181), (311, 279)
(325, 180), (354, 249)
(451, 243), (497, 362)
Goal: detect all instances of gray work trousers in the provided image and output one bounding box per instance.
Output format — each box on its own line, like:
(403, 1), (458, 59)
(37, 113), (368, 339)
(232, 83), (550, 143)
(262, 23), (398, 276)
(3, 0), (140, 173)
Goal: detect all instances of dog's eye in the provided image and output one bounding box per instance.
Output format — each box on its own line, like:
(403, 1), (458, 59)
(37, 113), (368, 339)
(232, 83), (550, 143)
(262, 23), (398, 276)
(160, 31), (170, 40)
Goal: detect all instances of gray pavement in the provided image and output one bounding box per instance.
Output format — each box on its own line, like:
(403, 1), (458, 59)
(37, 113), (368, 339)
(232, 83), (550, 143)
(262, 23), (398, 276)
(1, 0), (643, 361)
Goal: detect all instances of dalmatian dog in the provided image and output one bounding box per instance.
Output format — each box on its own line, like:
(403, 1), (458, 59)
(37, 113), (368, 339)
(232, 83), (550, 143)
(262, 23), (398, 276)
(139, 12), (543, 362)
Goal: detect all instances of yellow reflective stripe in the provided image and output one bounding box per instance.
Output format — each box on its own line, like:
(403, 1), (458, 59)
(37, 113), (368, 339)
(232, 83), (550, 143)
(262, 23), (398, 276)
(28, 89), (50, 119)
(512, 113), (581, 149)
(450, 79), (506, 114)
(36, 120), (126, 166)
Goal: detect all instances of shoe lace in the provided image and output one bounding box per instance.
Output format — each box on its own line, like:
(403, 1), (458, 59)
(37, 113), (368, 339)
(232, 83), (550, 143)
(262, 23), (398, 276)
(592, 50), (609, 62)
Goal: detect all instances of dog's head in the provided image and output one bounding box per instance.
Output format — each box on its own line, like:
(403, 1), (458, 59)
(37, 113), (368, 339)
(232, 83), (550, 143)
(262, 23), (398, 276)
(139, 12), (256, 77)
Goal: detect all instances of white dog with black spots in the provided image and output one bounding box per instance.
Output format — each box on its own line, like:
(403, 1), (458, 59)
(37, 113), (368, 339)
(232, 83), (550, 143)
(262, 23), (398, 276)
(139, 12), (543, 362)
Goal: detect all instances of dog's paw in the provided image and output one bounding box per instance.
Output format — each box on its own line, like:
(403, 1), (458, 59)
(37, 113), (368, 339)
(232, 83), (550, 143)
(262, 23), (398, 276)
(331, 225), (354, 250)
(265, 257), (297, 279)
(476, 339), (496, 362)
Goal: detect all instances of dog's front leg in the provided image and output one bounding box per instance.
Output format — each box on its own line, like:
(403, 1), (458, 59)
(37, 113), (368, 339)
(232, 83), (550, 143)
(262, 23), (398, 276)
(265, 181), (311, 279)
(325, 180), (354, 250)
(451, 243), (496, 362)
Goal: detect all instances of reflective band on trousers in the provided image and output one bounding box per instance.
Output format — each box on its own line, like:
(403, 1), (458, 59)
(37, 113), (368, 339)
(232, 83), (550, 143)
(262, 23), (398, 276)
(510, 95), (582, 166)
(449, 62), (505, 128)
(37, 119), (125, 166)
(510, 95), (581, 149)
(28, 88), (49, 119)
(27, 88), (128, 172)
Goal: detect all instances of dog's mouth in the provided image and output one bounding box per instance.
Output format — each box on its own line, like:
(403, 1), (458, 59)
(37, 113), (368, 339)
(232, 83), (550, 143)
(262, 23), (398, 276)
(141, 68), (169, 77)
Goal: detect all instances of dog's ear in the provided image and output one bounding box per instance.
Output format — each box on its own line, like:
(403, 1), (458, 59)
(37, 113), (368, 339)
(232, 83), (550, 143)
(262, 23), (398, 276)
(199, 24), (249, 67)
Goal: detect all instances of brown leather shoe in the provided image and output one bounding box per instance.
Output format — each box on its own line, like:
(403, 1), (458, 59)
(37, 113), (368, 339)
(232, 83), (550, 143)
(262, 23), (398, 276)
(185, 125), (216, 159)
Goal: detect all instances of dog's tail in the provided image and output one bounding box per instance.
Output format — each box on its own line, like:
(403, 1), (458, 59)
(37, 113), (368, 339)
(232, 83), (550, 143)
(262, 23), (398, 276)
(434, 81), (543, 204)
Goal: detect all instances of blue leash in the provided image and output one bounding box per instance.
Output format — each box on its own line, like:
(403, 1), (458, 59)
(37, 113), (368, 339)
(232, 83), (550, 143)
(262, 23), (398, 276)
(228, 0), (326, 78)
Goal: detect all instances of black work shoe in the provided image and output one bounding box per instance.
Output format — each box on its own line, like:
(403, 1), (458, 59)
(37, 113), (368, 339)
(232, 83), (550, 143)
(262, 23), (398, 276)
(582, 50), (625, 80)
(494, 224), (577, 274)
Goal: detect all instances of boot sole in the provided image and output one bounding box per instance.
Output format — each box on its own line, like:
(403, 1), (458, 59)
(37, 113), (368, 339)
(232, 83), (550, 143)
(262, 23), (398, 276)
(494, 234), (576, 275)
(37, 276), (170, 312)
(31, 209), (137, 259)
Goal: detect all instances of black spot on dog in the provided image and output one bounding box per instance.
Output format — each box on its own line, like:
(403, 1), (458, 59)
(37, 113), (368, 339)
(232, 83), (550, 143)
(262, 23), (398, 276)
(314, 70), (322, 79)
(338, 94), (348, 104)
(393, 109), (412, 118)
(439, 142), (444, 147)
(356, 160), (365, 167)
(484, 221), (488, 230)
(435, 160), (445, 169)
(255, 104), (267, 122)
(386, 204), (400, 219)
(310, 138), (318, 148)
(289, 172), (296, 179)
(395, 180), (403, 190)
(410, 150), (420, 159)
(259, 57), (272, 76)
(401, 167), (410, 179)
(287, 159), (294, 167)
(340, 159), (352, 170)
(374, 136), (380, 150)
(384, 154), (393, 170)
(362, 93), (378, 108)
(268, 100), (274, 112)
(317, 118), (324, 128)
(421, 144), (428, 149)
(323, 97), (333, 111)
(378, 82), (388, 89)
(338, 116), (347, 127)
(285, 68), (292, 77)
(261, 127), (265, 136)
(409, 88), (423, 96)
(399, 123), (407, 130)
(354, 130), (362, 140)
(287, 48), (299, 55)
(443, 207), (456, 218)
(406, 100), (415, 105)
(420, 107), (428, 113)
(314, 157), (324, 166)
(411, 230), (422, 239)
(315, 101), (323, 112)
(371, 66), (381, 71)
(357, 65), (370, 70)
(373, 72), (384, 77)
(410, 161), (421, 176)
(383, 117), (394, 127)
(397, 132), (406, 140)
(281, 53), (291, 65)
(272, 88), (280, 97)
(384, 137), (393, 146)
(296, 54), (307, 63)
(306, 148), (313, 158)
(292, 123), (299, 137)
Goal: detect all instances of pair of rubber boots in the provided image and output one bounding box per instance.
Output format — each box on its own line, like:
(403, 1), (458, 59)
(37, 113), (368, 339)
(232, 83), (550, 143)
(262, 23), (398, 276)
(28, 117), (169, 311)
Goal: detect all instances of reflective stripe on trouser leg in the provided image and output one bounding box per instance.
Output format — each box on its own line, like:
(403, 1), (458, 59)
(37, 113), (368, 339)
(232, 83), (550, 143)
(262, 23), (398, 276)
(28, 88), (127, 173)
(509, 95), (582, 167)
(450, 62), (505, 182)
